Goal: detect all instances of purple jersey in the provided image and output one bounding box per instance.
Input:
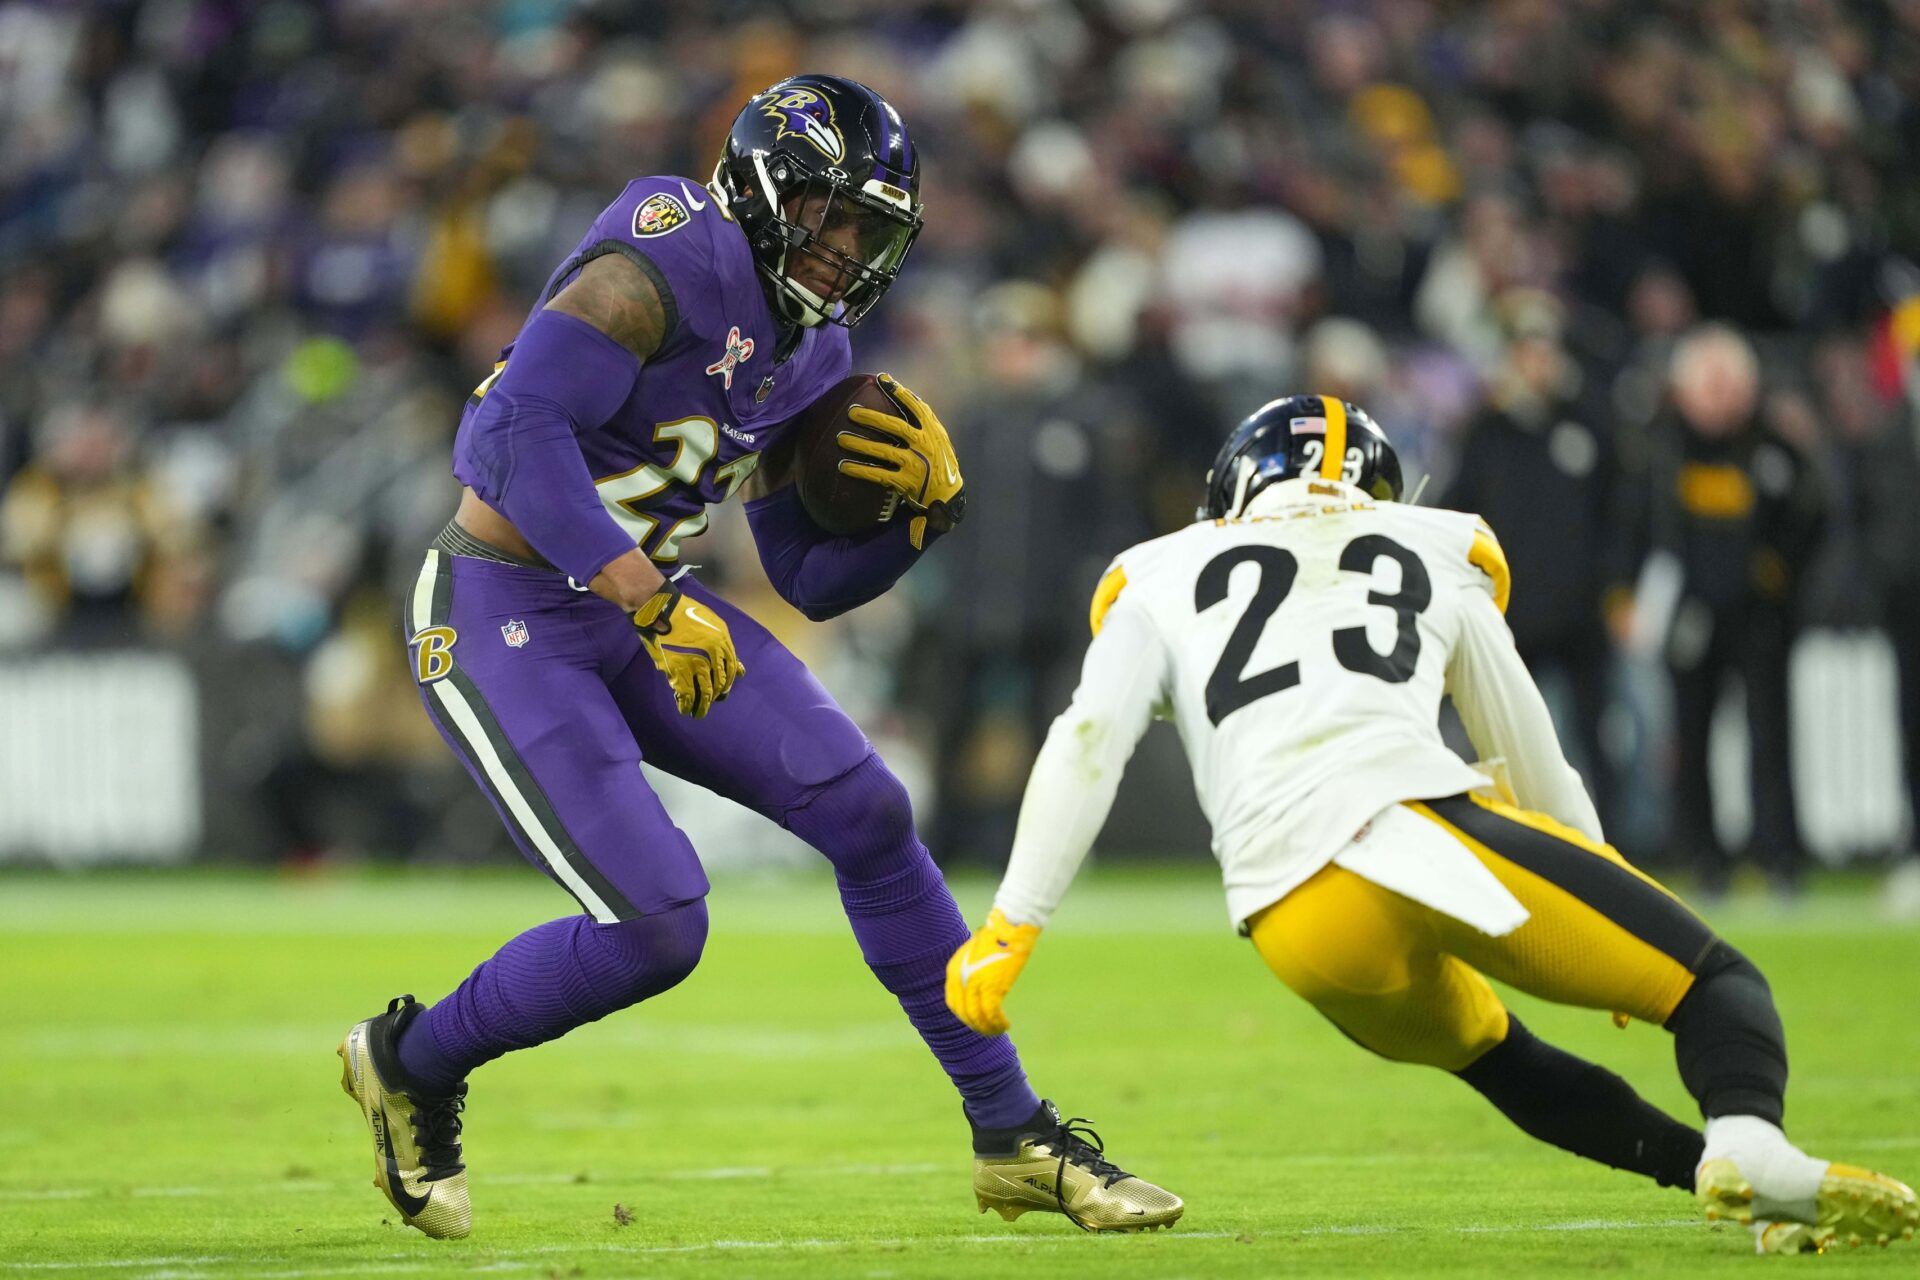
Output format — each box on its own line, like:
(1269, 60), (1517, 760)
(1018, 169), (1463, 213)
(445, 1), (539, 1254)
(452, 177), (853, 566)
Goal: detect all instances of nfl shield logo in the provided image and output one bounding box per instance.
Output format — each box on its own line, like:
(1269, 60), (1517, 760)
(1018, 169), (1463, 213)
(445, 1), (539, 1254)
(500, 619), (530, 648)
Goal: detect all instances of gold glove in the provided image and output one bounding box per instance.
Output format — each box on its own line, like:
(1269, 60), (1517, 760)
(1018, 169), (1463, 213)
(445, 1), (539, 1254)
(945, 908), (1041, 1037)
(631, 583), (744, 718)
(841, 373), (966, 550)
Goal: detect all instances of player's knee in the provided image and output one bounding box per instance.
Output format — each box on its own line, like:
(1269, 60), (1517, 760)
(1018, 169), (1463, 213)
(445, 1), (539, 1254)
(789, 753), (923, 880)
(640, 899), (709, 991)
(587, 899), (709, 1006)
(1667, 939), (1772, 1029)
(1665, 938), (1787, 1122)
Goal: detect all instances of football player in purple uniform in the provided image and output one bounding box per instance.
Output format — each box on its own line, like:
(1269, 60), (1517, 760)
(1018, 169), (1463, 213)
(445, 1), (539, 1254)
(336, 75), (1183, 1239)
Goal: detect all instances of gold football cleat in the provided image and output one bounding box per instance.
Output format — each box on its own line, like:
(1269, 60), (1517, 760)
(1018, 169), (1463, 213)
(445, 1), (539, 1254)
(972, 1101), (1184, 1232)
(338, 995), (472, 1240)
(1751, 1220), (1827, 1255)
(1699, 1157), (1918, 1252)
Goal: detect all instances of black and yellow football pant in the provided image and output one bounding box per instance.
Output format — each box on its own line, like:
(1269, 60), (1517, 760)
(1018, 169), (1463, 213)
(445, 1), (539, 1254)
(1248, 792), (1788, 1187)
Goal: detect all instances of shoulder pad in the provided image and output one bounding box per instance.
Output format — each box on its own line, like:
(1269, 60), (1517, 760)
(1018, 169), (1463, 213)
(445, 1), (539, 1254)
(1089, 562), (1128, 636)
(1467, 518), (1511, 613)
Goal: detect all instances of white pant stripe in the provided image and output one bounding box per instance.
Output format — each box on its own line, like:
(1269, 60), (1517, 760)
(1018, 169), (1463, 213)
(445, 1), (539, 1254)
(411, 548), (618, 924)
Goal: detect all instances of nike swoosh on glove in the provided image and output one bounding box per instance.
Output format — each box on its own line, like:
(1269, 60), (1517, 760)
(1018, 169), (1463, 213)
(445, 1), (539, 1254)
(631, 583), (745, 718)
(840, 373), (966, 551)
(945, 907), (1040, 1037)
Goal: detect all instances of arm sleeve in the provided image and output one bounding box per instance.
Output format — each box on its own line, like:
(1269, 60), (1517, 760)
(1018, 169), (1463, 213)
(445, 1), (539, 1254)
(741, 485), (923, 622)
(992, 600), (1170, 926)
(452, 309), (642, 585)
(1446, 586), (1605, 842)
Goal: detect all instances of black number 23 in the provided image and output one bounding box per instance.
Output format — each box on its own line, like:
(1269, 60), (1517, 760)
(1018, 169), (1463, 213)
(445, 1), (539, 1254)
(1196, 534), (1432, 725)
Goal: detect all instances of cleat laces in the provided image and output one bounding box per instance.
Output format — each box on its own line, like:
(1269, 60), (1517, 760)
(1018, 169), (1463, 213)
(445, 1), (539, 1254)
(1042, 1116), (1132, 1231)
(411, 1083), (467, 1182)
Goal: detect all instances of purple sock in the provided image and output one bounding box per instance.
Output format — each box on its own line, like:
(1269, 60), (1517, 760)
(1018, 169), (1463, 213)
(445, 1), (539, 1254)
(395, 901), (708, 1093)
(783, 756), (1042, 1130)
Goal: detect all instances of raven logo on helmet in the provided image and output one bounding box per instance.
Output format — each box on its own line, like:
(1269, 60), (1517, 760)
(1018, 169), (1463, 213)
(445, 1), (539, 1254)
(759, 88), (845, 164)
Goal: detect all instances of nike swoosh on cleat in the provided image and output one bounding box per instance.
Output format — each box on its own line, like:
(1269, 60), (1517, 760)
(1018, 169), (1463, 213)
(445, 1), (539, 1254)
(959, 951), (1012, 983)
(378, 1105), (433, 1218)
(681, 183), (708, 211)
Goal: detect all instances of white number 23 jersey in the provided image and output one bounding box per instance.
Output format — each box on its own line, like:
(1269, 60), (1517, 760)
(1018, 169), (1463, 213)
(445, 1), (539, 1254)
(993, 476), (1603, 930)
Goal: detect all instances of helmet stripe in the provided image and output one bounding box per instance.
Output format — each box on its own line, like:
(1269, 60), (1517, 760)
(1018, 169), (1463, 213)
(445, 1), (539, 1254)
(863, 83), (913, 176)
(1319, 394), (1347, 481)
(864, 84), (892, 166)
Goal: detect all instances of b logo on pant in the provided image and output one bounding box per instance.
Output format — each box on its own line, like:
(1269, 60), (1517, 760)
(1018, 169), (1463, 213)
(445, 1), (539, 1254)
(413, 626), (458, 684)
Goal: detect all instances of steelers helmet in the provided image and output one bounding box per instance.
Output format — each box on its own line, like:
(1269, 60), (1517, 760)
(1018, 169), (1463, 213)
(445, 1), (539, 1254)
(1202, 394), (1404, 519)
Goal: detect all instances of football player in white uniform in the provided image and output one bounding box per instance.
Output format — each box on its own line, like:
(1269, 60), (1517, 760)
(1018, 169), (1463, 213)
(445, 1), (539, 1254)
(946, 395), (1916, 1254)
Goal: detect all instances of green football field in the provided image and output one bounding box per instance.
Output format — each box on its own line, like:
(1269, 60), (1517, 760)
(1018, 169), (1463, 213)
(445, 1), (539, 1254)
(3, 865), (1916, 1278)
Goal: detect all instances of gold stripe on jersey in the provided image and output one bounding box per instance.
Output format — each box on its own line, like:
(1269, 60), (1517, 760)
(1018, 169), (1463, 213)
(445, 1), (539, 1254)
(1319, 394), (1347, 482)
(1468, 521), (1512, 613)
(1089, 565), (1128, 635)
(467, 359), (508, 405)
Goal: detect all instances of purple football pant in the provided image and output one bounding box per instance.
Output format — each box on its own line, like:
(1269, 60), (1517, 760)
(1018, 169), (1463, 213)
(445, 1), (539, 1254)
(397, 549), (1038, 1127)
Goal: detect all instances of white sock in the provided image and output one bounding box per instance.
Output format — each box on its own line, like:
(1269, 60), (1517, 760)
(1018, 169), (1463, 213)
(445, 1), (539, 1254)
(1702, 1115), (1829, 1221)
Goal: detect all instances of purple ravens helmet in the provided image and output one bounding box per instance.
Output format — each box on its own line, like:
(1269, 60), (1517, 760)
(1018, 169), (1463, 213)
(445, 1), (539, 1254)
(1203, 394), (1406, 519)
(713, 74), (923, 329)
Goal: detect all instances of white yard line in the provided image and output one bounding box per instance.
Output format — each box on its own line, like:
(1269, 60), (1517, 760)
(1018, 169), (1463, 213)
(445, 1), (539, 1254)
(0, 1217), (1726, 1274)
(3, 1021), (904, 1060)
(0, 1162), (950, 1203)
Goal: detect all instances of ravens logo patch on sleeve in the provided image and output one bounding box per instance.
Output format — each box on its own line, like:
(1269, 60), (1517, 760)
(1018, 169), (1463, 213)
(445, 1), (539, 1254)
(633, 192), (690, 238)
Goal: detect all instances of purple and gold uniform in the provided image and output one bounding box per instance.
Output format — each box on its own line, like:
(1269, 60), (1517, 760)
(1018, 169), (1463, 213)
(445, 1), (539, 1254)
(454, 175), (853, 573)
(341, 78), (1183, 1245)
(397, 165), (1036, 1136)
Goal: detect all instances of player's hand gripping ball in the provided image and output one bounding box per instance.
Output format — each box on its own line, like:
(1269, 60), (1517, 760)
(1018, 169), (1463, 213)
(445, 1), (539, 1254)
(631, 583), (744, 718)
(840, 373), (966, 550)
(945, 908), (1041, 1037)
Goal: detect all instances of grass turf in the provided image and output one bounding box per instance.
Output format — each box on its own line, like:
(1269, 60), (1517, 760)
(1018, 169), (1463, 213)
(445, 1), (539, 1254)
(1, 865), (1916, 1278)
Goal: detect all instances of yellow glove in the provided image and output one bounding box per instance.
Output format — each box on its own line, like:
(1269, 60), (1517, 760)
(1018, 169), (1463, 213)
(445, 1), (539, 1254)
(945, 908), (1041, 1037)
(841, 373), (966, 550)
(631, 583), (744, 718)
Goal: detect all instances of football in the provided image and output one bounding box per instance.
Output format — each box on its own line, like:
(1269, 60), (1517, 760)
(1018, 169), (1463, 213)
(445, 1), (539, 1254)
(791, 373), (905, 536)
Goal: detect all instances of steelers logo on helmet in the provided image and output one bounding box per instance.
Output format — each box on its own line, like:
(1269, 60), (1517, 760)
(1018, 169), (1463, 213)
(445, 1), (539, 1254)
(759, 88), (846, 165)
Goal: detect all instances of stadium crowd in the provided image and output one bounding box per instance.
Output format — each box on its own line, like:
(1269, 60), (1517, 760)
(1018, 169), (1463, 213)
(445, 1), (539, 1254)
(3, 0), (1920, 889)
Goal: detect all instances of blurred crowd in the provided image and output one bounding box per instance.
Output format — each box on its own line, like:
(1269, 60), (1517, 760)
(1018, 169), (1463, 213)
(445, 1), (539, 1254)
(4, 0), (1920, 886)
